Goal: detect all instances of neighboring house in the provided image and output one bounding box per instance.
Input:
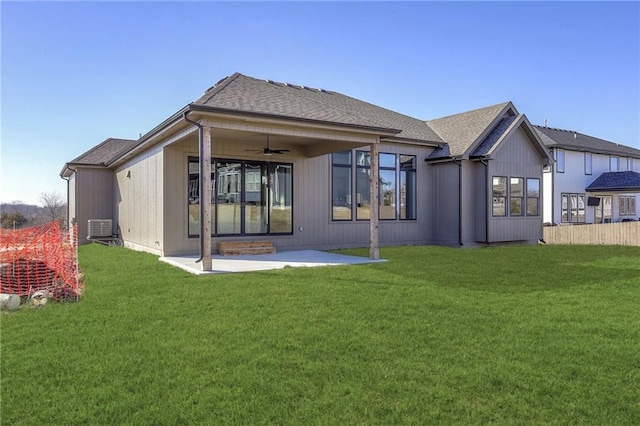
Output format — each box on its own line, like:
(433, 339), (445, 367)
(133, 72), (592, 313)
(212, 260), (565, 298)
(534, 126), (640, 225)
(61, 72), (553, 270)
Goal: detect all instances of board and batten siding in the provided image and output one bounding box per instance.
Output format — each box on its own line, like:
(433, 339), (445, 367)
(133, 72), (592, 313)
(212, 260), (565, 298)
(74, 168), (114, 245)
(162, 137), (434, 255)
(114, 145), (164, 255)
(487, 127), (544, 243)
(429, 162), (460, 246)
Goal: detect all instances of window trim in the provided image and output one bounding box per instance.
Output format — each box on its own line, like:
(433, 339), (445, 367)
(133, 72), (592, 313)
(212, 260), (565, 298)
(610, 156), (619, 172)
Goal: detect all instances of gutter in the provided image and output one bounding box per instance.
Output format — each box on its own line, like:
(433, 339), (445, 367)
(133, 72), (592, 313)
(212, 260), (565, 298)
(452, 157), (463, 247)
(183, 111), (205, 264)
(480, 158), (490, 244)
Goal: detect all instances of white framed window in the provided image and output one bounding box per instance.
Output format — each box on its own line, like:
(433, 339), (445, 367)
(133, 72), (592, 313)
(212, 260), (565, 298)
(584, 152), (592, 175)
(561, 193), (586, 223)
(556, 149), (565, 173)
(610, 156), (619, 172)
(619, 196), (636, 216)
(628, 158), (635, 171)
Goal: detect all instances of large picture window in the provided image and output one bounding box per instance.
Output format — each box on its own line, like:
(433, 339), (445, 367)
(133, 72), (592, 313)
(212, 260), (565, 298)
(379, 153), (397, 220)
(400, 155), (417, 220)
(331, 150), (417, 221)
(356, 151), (371, 220)
(332, 152), (352, 221)
(188, 157), (292, 237)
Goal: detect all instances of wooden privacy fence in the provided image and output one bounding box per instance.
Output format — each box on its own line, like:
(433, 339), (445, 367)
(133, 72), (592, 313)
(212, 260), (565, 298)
(543, 221), (640, 246)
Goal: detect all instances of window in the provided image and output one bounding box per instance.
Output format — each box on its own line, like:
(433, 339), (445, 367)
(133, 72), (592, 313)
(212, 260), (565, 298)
(610, 156), (619, 172)
(556, 149), (565, 173)
(356, 151), (371, 220)
(526, 178), (540, 216)
(561, 193), (585, 223)
(584, 152), (592, 175)
(331, 150), (417, 221)
(400, 155), (417, 220)
(188, 157), (292, 237)
(492, 176), (507, 216)
(510, 177), (524, 216)
(619, 196), (636, 216)
(379, 153), (397, 220)
(628, 158), (635, 172)
(332, 151), (352, 221)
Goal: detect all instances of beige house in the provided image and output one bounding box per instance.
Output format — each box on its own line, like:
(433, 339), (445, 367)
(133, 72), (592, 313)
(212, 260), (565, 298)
(61, 73), (553, 270)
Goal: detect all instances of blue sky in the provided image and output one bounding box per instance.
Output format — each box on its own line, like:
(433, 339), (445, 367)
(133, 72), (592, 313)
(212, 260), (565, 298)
(2, 1), (639, 205)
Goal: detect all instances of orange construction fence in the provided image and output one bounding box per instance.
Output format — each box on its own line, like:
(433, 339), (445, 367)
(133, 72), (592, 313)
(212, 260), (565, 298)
(0, 222), (82, 301)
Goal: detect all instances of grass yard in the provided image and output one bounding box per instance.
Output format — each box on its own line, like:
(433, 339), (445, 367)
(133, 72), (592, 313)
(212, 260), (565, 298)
(2, 244), (639, 424)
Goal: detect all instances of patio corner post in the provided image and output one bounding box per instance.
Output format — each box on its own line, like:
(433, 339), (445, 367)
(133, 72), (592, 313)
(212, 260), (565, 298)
(369, 142), (380, 260)
(201, 126), (212, 271)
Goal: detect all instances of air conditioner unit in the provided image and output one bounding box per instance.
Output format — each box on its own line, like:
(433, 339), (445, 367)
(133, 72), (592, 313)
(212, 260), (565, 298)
(87, 219), (113, 239)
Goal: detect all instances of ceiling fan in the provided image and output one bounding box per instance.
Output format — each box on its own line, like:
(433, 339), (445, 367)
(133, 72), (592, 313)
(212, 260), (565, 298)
(249, 135), (290, 156)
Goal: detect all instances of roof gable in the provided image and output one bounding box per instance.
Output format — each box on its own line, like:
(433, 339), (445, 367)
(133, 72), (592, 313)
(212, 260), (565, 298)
(69, 138), (137, 165)
(61, 138), (137, 177)
(586, 171), (640, 192)
(426, 101), (514, 159)
(193, 73), (443, 143)
(471, 114), (553, 163)
(533, 126), (640, 158)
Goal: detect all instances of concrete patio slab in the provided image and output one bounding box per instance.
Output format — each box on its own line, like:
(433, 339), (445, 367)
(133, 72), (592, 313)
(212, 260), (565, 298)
(159, 250), (387, 275)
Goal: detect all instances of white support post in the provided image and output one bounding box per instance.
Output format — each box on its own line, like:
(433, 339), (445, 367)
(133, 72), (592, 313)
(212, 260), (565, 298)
(200, 126), (212, 271)
(369, 142), (380, 260)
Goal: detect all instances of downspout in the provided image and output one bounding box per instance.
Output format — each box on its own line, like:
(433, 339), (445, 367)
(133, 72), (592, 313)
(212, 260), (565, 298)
(183, 111), (205, 263)
(480, 158), (490, 245)
(452, 157), (463, 246)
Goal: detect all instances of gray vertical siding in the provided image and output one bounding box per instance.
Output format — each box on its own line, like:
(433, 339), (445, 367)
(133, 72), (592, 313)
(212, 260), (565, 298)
(430, 162), (460, 246)
(487, 127), (544, 242)
(472, 161), (488, 243)
(74, 168), (114, 245)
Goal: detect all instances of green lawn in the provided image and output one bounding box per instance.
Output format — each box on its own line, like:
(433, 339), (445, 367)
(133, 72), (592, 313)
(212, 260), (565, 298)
(2, 244), (639, 425)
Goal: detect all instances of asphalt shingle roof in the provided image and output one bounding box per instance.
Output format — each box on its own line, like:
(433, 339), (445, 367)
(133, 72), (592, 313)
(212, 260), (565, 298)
(426, 101), (511, 159)
(193, 73), (443, 143)
(471, 115), (519, 157)
(585, 171), (640, 192)
(68, 138), (137, 166)
(533, 126), (640, 158)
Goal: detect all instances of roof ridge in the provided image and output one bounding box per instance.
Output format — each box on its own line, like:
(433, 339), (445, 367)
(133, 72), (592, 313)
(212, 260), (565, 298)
(426, 101), (512, 123)
(198, 72), (242, 105)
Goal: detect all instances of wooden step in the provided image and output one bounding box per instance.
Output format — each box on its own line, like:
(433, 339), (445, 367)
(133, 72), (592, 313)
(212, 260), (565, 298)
(217, 241), (276, 256)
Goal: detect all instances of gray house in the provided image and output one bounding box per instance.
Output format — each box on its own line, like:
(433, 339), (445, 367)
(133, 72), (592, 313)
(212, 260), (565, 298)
(61, 73), (553, 270)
